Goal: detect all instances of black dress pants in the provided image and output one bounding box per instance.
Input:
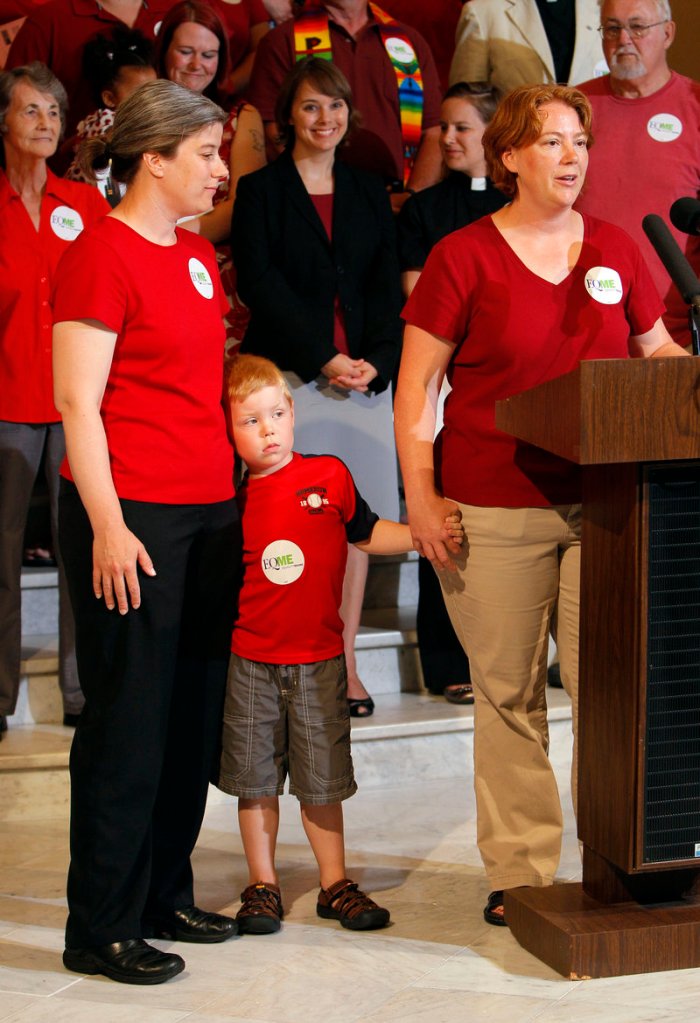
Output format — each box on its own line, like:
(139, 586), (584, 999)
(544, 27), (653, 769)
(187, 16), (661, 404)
(59, 482), (241, 948)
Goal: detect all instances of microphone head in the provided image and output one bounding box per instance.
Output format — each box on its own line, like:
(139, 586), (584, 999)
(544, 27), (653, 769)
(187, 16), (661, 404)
(670, 197), (700, 236)
(642, 213), (700, 306)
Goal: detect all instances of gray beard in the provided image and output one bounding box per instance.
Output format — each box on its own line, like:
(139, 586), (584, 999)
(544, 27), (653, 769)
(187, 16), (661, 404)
(609, 51), (648, 80)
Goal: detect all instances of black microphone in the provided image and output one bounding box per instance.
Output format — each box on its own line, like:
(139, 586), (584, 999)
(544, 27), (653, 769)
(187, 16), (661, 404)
(642, 213), (700, 310)
(670, 197), (700, 237)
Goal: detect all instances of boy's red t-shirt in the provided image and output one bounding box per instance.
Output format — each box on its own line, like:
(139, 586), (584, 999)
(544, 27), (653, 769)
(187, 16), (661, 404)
(232, 452), (378, 664)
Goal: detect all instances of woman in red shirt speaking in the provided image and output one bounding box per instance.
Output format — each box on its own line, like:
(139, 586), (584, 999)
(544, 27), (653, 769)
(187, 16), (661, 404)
(395, 83), (687, 929)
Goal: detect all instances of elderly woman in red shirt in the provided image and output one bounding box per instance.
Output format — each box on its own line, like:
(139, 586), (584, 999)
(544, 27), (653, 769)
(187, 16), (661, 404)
(0, 62), (107, 740)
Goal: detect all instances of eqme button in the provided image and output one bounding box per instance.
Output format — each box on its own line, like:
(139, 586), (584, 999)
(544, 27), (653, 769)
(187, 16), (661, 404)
(647, 113), (683, 143)
(261, 540), (305, 585)
(50, 206), (84, 241)
(584, 266), (623, 305)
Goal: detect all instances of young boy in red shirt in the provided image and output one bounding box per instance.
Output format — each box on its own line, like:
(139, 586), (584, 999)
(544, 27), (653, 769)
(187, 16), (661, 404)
(218, 354), (463, 934)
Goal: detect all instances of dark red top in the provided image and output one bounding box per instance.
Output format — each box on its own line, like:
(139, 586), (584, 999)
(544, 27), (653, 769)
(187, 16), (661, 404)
(6, 0), (173, 137)
(212, 0), (268, 72)
(310, 191), (349, 355)
(403, 214), (665, 508)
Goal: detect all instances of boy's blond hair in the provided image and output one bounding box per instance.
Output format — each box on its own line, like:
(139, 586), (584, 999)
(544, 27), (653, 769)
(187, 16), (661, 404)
(225, 353), (293, 406)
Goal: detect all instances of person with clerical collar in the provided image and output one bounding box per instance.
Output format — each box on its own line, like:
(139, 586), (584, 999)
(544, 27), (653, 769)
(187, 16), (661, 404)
(248, 0), (444, 210)
(575, 0), (700, 344)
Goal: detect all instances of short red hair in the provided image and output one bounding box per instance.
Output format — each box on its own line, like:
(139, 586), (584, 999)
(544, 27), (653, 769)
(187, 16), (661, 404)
(483, 84), (593, 197)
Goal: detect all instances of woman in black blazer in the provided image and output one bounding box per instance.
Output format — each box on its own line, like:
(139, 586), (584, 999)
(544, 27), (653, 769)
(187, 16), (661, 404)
(231, 58), (402, 716)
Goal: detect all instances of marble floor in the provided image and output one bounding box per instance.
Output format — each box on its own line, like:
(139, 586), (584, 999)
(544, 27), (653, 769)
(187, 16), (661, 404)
(2, 719), (699, 1023)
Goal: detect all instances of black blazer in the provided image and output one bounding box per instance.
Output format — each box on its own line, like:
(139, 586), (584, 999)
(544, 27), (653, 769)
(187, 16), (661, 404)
(231, 149), (402, 393)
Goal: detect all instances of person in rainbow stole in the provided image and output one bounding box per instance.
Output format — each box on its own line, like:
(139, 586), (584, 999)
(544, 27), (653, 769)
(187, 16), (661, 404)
(248, 0), (444, 211)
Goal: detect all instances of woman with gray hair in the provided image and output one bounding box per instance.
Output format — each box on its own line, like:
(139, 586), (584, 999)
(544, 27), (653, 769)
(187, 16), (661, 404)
(0, 62), (107, 742)
(53, 79), (241, 985)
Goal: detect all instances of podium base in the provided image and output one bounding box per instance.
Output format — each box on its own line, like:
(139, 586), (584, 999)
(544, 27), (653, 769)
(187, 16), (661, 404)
(504, 884), (700, 979)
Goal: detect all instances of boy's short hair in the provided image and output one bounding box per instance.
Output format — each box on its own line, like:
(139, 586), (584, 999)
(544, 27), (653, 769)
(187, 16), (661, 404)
(225, 353), (293, 406)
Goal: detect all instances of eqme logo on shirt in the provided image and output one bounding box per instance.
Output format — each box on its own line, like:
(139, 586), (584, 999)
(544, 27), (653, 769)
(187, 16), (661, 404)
(188, 257), (214, 299)
(261, 540), (305, 585)
(584, 266), (623, 305)
(50, 206), (84, 241)
(647, 113), (683, 143)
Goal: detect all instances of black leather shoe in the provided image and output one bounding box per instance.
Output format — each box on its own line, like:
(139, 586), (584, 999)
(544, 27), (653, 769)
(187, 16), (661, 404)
(63, 712), (81, 727)
(63, 939), (185, 985)
(0, 715), (7, 740)
(149, 905), (238, 943)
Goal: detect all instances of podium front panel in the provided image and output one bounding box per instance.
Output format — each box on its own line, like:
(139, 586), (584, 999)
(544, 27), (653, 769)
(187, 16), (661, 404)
(643, 464), (700, 866)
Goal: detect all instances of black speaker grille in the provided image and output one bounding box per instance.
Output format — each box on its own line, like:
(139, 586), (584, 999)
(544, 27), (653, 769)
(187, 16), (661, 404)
(644, 465), (700, 864)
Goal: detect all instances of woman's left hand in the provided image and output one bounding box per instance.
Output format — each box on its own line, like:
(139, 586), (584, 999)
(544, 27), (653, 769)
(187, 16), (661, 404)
(330, 361), (379, 393)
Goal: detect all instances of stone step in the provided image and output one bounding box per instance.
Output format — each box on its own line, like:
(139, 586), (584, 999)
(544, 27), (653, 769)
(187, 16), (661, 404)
(21, 566), (59, 636)
(16, 634), (62, 727)
(18, 551), (421, 641)
(364, 550), (419, 610)
(16, 595), (422, 728)
(356, 605), (420, 695)
(0, 689), (574, 821)
(0, 724), (72, 823)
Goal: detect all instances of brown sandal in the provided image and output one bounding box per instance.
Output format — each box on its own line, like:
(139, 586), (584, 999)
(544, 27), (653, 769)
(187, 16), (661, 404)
(317, 879), (390, 930)
(236, 882), (283, 934)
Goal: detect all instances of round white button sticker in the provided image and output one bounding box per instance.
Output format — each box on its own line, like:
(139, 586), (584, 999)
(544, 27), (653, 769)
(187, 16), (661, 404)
(50, 206), (84, 241)
(261, 540), (305, 586)
(385, 36), (417, 65)
(584, 266), (623, 305)
(647, 113), (683, 143)
(188, 257), (214, 299)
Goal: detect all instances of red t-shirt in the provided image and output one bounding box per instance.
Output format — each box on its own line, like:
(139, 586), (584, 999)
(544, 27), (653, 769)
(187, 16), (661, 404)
(213, 0), (267, 71)
(249, 8), (441, 184)
(402, 214), (665, 508)
(6, 0), (172, 137)
(232, 452), (378, 663)
(0, 168), (108, 423)
(576, 73), (700, 343)
(52, 217), (234, 505)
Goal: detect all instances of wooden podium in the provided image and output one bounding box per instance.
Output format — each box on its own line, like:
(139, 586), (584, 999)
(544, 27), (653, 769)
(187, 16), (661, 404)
(495, 358), (700, 979)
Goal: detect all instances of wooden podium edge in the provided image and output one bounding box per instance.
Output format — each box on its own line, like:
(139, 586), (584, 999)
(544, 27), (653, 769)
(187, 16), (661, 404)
(505, 884), (700, 979)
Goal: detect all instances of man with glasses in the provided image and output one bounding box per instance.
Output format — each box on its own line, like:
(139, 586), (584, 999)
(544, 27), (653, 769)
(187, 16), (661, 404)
(576, 0), (700, 343)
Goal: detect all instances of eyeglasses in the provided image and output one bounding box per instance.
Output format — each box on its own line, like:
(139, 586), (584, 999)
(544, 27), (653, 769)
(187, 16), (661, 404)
(598, 20), (668, 41)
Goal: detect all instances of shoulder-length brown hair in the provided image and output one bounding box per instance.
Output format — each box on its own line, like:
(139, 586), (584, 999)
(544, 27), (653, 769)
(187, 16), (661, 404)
(483, 84), (593, 197)
(274, 57), (360, 149)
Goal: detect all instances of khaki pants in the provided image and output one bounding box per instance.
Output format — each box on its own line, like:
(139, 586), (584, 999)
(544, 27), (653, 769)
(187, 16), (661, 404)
(440, 503), (581, 891)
